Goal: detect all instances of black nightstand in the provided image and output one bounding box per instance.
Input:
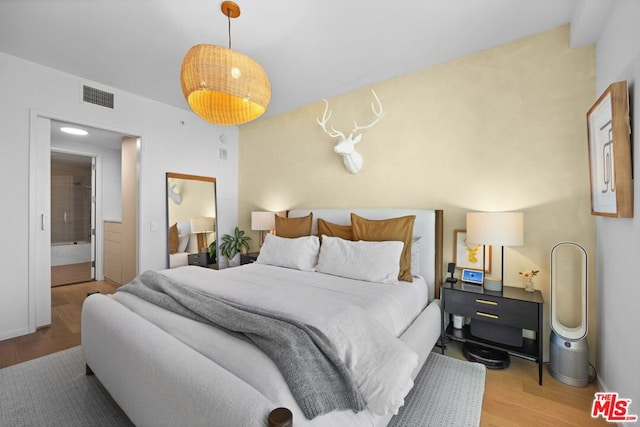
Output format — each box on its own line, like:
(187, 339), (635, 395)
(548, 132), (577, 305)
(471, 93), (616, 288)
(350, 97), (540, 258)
(188, 252), (217, 269)
(240, 252), (259, 265)
(441, 282), (544, 385)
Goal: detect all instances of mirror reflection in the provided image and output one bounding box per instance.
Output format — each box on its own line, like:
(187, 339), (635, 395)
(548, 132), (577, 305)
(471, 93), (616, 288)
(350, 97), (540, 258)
(166, 173), (218, 269)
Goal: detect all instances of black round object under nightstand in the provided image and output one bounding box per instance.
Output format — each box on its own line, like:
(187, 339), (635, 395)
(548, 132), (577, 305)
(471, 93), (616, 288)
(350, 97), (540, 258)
(462, 342), (510, 369)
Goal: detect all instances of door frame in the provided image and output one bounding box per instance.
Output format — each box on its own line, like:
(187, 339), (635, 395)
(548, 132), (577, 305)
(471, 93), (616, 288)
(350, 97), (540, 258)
(28, 110), (141, 331)
(50, 148), (102, 282)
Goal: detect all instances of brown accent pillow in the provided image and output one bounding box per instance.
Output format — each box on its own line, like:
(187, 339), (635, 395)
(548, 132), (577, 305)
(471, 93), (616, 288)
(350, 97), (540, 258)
(351, 213), (416, 282)
(318, 218), (353, 241)
(169, 223), (179, 254)
(275, 213), (313, 238)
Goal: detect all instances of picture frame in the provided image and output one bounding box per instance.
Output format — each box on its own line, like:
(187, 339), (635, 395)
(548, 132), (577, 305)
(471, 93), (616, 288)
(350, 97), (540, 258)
(586, 81), (633, 218)
(453, 229), (492, 273)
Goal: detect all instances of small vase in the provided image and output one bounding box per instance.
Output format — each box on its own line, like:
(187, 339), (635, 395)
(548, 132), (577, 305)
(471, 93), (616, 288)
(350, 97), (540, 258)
(524, 277), (535, 293)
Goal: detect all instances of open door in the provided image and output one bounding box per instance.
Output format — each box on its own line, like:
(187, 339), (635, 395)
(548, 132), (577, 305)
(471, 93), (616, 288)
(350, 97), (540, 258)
(90, 156), (97, 279)
(31, 116), (52, 328)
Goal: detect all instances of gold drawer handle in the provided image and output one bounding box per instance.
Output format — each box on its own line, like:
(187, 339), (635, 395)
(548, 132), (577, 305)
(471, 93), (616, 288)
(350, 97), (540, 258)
(476, 311), (499, 319)
(475, 299), (498, 306)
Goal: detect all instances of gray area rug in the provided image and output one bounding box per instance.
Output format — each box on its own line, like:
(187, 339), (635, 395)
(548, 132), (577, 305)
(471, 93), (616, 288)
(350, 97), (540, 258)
(389, 352), (486, 426)
(0, 347), (133, 427)
(0, 347), (485, 426)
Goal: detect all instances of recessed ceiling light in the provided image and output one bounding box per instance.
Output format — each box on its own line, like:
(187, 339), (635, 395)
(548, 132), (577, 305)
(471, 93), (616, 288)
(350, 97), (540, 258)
(60, 127), (88, 136)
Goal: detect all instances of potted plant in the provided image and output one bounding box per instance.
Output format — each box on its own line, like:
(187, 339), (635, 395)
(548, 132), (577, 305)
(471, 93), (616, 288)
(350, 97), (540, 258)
(208, 239), (217, 263)
(219, 227), (251, 266)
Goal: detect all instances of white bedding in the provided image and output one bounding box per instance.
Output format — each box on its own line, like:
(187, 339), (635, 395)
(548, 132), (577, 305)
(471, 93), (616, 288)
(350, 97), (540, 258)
(169, 251), (189, 268)
(111, 263), (432, 425)
(164, 263), (430, 337)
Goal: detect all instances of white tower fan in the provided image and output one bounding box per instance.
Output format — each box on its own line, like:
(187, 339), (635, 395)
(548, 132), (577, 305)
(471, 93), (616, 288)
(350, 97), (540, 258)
(549, 242), (589, 387)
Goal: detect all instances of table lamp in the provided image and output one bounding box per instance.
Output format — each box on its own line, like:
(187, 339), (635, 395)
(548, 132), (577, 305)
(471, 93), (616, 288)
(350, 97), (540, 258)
(190, 217), (215, 253)
(251, 211), (275, 247)
(466, 212), (524, 292)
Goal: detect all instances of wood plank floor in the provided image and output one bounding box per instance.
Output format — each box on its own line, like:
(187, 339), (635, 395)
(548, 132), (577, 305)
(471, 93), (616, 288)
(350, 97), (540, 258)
(51, 262), (93, 286)
(0, 280), (118, 369)
(0, 282), (606, 426)
(443, 340), (607, 426)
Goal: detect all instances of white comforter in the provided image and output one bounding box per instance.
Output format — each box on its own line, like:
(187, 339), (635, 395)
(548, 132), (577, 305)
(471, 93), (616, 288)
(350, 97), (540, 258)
(112, 264), (431, 423)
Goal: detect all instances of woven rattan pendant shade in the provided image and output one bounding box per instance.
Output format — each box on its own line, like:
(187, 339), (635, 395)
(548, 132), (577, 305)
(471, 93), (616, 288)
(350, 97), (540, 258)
(181, 44), (270, 125)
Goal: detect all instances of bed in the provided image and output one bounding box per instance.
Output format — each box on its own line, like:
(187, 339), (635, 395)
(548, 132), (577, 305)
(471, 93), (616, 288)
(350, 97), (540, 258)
(82, 208), (443, 426)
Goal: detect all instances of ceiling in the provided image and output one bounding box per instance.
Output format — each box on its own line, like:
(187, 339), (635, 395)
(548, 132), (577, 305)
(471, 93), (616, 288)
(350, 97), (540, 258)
(0, 1), (610, 123)
(51, 120), (129, 150)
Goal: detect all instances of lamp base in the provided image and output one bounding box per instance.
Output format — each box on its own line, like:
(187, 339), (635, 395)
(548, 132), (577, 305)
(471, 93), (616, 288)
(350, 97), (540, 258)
(483, 277), (502, 292)
(196, 233), (208, 253)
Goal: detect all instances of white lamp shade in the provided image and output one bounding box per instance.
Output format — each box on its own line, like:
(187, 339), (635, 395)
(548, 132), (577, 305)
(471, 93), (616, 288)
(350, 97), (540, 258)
(251, 211), (275, 231)
(190, 217), (215, 234)
(466, 212), (524, 246)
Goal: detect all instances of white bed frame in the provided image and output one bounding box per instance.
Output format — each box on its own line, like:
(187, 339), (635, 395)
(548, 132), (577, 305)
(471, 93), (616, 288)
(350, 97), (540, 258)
(81, 208), (443, 426)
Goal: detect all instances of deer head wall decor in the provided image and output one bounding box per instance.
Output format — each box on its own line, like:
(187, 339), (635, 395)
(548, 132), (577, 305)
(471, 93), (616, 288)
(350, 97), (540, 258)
(316, 90), (385, 174)
(167, 179), (182, 205)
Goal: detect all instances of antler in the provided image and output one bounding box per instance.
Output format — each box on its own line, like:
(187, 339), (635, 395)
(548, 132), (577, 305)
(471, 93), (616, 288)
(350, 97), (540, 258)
(316, 100), (346, 139)
(352, 90), (385, 132)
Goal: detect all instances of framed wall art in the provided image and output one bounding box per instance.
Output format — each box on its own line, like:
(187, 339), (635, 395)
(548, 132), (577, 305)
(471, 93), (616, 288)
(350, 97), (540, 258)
(586, 80), (633, 218)
(453, 229), (492, 273)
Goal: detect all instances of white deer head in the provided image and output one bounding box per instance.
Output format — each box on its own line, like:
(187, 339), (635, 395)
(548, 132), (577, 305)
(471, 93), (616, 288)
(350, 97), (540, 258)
(316, 90), (385, 174)
(167, 179), (182, 205)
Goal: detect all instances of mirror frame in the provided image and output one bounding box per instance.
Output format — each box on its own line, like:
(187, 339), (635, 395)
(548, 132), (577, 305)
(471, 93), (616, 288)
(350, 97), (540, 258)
(165, 172), (218, 269)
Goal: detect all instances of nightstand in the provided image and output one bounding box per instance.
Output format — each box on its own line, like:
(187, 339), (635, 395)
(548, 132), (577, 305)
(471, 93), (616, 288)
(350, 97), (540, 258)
(441, 282), (544, 385)
(188, 252), (217, 269)
(240, 252), (259, 265)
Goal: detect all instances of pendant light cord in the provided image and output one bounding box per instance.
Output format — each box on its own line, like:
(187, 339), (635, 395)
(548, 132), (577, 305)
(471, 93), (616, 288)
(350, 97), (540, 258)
(227, 7), (232, 49)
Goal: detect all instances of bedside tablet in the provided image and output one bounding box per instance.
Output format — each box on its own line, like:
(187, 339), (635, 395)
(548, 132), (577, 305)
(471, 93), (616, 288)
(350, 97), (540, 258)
(461, 268), (484, 285)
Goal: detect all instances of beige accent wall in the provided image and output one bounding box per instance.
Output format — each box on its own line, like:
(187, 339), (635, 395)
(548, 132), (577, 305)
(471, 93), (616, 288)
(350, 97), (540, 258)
(239, 25), (596, 361)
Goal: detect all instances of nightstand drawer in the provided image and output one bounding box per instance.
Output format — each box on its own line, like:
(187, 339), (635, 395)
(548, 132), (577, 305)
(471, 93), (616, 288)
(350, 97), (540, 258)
(444, 289), (538, 330)
(188, 253), (209, 267)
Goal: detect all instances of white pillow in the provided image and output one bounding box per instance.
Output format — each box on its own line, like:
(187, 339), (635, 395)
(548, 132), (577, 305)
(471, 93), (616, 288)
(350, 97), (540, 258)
(316, 235), (403, 284)
(411, 236), (421, 277)
(177, 234), (189, 253)
(256, 234), (319, 271)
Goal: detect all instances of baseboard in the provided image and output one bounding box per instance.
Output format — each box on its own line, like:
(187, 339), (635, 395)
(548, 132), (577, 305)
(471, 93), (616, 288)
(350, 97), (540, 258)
(0, 326), (31, 341)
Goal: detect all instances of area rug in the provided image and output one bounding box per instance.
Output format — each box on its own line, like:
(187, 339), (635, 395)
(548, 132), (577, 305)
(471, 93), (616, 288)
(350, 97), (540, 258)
(389, 352), (486, 426)
(0, 347), (485, 426)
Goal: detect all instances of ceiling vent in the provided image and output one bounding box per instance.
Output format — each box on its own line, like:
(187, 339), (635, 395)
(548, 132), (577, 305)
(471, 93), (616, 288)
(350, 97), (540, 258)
(82, 85), (114, 109)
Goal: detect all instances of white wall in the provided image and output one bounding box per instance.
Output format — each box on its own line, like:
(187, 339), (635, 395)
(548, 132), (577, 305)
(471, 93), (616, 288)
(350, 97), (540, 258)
(594, 0), (640, 411)
(0, 52), (239, 340)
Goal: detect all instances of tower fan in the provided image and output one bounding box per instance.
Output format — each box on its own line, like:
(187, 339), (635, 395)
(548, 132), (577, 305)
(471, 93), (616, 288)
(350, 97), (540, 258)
(549, 242), (589, 387)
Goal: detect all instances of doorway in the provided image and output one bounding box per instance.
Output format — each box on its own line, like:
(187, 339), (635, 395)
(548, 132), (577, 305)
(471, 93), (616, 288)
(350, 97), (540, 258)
(50, 152), (96, 286)
(29, 114), (140, 330)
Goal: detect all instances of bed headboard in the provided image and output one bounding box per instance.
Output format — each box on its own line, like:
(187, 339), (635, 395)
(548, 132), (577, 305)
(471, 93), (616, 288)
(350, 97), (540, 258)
(287, 209), (444, 299)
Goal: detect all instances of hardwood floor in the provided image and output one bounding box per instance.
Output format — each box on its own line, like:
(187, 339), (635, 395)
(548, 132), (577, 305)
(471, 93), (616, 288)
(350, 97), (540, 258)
(0, 280), (119, 369)
(0, 283), (607, 426)
(444, 340), (608, 426)
(51, 262), (93, 287)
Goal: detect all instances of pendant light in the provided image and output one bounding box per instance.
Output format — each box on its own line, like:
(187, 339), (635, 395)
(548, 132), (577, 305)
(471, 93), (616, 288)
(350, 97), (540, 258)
(180, 1), (271, 126)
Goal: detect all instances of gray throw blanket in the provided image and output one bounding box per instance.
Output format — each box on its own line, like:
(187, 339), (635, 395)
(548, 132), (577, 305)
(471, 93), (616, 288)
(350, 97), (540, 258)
(117, 270), (366, 419)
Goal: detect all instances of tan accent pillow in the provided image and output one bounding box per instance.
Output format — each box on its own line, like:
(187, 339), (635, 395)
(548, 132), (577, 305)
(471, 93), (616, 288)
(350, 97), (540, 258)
(169, 223), (179, 254)
(351, 213), (416, 282)
(275, 213), (313, 238)
(318, 218), (353, 241)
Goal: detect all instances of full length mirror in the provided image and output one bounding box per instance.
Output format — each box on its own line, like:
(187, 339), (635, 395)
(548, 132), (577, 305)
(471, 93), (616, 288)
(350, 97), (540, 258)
(166, 172), (218, 269)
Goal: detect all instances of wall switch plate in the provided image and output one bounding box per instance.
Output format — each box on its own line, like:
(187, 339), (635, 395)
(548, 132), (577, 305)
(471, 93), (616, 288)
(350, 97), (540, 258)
(219, 148), (228, 160)
(150, 220), (159, 231)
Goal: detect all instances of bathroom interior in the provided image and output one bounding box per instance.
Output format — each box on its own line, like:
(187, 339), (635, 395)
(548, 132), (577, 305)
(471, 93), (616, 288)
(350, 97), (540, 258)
(50, 152), (94, 286)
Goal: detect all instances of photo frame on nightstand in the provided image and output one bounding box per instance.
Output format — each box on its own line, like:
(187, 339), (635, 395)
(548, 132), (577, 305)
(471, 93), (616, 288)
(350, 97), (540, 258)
(453, 229), (492, 273)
